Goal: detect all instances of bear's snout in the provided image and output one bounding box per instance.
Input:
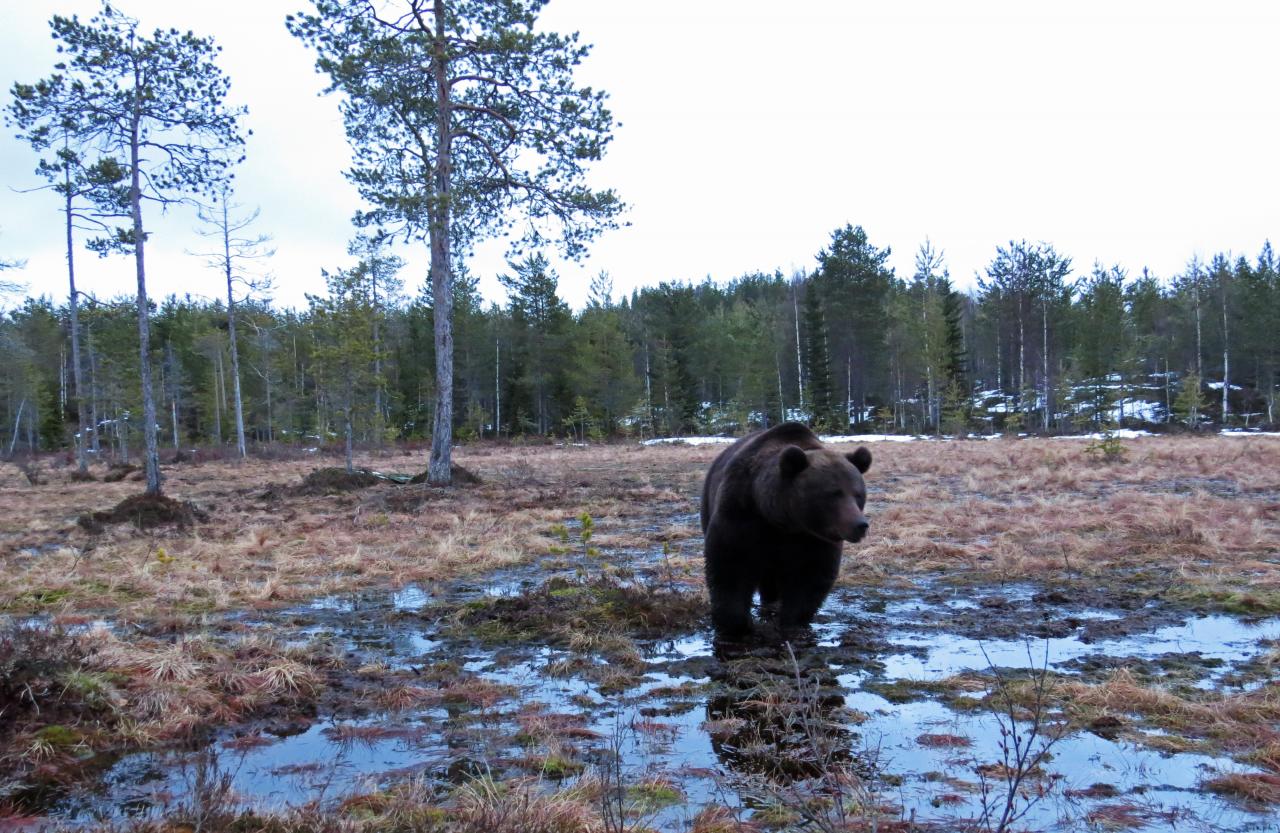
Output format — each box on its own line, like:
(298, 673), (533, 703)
(845, 518), (870, 543)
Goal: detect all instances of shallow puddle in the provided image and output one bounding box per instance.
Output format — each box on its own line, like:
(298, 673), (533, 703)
(35, 569), (1280, 831)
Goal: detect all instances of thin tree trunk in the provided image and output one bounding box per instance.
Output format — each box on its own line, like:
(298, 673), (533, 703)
(8, 399), (25, 457)
(165, 341), (179, 450)
(64, 165), (88, 473)
(1017, 304), (1025, 414)
(775, 351), (785, 426)
(372, 264), (383, 442)
(1221, 275), (1230, 423)
(213, 352), (224, 447)
(426, 1), (455, 484)
(344, 405), (354, 473)
(994, 309), (1003, 393)
(846, 356), (852, 428)
(793, 283), (804, 411)
(118, 405), (128, 464)
(494, 337), (500, 438)
(1041, 295), (1050, 431)
(645, 340), (653, 432)
(262, 333), (274, 443)
(88, 325), (100, 453)
(222, 201), (247, 458)
(1164, 356), (1172, 424)
(1193, 276), (1203, 379)
(130, 96), (161, 496)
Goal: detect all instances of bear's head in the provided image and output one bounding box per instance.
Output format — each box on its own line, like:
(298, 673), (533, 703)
(778, 445), (872, 544)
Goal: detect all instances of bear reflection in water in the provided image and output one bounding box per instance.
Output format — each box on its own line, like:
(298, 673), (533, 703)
(703, 636), (870, 782)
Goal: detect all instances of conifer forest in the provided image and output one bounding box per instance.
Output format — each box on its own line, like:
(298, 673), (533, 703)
(4, 228), (1277, 459)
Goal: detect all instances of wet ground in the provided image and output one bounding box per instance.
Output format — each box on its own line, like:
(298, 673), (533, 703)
(28, 513), (1280, 832)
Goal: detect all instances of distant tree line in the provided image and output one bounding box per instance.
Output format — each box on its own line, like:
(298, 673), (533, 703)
(3, 223), (1277, 458)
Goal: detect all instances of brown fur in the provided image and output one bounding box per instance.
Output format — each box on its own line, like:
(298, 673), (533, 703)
(701, 423), (871, 637)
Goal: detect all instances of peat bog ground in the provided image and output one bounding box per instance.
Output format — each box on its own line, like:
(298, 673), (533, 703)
(1, 435), (1279, 832)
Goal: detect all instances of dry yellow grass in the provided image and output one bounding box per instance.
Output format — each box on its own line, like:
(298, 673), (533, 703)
(0, 444), (690, 619)
(3, 435), (1278, 621)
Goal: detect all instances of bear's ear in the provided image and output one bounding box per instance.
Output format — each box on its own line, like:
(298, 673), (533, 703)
(780, 445), (809, 477)
(847, 447), (872, 474)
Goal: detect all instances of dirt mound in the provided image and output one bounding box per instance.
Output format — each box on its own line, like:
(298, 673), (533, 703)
(78, 493), (207, 532)
(295, 467), (381, 495)
(69, 468), (97, 483)
(408, 464), (483, 486)
(102, 463), (138, 483)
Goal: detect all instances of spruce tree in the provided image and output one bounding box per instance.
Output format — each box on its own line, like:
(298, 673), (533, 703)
(802, 279), (836, 429)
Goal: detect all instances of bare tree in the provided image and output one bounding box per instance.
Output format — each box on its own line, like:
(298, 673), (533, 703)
(191, 188), (273, 458)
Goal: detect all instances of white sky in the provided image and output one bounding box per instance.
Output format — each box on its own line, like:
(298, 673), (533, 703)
(2, 1), (1278, 311)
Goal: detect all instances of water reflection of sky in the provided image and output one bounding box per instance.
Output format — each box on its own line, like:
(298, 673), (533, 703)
(42, 579), (1280, 832)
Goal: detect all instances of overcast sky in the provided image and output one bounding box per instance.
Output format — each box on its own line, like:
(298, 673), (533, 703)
(2, 1), (1278, 311)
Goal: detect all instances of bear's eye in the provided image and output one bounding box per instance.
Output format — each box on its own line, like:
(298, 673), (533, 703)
(829, 489), (845, 499)
(856, 495), (866, 509)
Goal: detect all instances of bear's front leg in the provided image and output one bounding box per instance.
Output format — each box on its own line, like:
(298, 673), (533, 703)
(777, 542), (841, 630)
(757, 563), (781, 619)
(704, 517), (763, 639)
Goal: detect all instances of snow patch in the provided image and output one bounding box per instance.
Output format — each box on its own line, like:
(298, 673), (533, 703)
(640, 436), (737, 447)
(1050, 429), (1155, 440)
(642, 433), (926, 447)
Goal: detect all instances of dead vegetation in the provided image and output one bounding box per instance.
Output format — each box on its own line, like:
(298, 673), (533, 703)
(2, 435), (1279, 825)
(7, 436), (1277, 622)
(78, 492), (208, 532)
(449, 576), (705, 643)
(0, 619), (333, 809)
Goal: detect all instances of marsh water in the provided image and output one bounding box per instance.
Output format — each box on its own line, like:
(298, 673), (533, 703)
(34, 519), (1280, 832)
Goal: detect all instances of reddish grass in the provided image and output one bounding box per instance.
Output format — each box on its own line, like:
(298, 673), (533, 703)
(4, 436), (1278, 621)
(1203, 772), (1280, 805)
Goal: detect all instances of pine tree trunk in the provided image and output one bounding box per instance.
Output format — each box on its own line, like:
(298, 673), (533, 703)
(88, 328), (100, 453)
(223, 201), (247, 458)
(793, 284), (804, 411)
(426, 3), (455, 485)
(1193, 279), (1203, 379)
(1041, 296), (1050, 431)
(8, 399), (24, 457)
(344, 406), (354, 474)
(1221, 277), (1230, 423)
(213, 352), (224, 447)
(1017, 304), (1025, 415)
(1164, 357), (1171, 424)
(372, 265), (382, 442)
(130, 101), (162, 496)
(65, 172), (88, 473)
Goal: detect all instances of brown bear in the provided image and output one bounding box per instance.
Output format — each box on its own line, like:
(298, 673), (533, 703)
(700, 422), (872, 638)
